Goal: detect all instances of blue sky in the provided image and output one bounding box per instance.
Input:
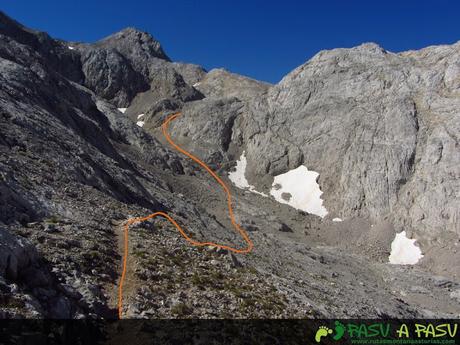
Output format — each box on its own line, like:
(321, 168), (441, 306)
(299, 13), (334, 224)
(2, 1), (459, 83)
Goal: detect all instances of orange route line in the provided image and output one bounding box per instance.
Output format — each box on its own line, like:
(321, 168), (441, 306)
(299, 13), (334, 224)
(117, 112), (254, 319)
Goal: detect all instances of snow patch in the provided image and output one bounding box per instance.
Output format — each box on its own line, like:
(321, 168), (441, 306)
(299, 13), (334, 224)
(68, 46), (75, 50)
(193, 82), (201, 87)
(228, 152), (250, 189)
(332, 218), (342, 222)
(389, 231), (423, 265)
(137, 113), (145, 119)
(136, 121), (145, 127)
(228, 152), (267, 197)
(117, 108), (127, 113)
(270, 166), (328, 218)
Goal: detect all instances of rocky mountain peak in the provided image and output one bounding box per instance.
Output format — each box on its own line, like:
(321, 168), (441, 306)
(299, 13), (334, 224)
(96, 26), (170, 62)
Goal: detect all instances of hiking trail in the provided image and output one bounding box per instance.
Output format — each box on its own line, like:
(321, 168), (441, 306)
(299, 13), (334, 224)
(117, 112), (254, 319)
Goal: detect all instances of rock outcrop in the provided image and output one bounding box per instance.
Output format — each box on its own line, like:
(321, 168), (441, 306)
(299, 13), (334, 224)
(193, 68), (271, 101)
(0, 227), (38, 280)
(125, 66), (204, 127)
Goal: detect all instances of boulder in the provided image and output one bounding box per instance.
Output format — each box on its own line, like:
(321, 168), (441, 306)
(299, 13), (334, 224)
(0, 227), (38, 280)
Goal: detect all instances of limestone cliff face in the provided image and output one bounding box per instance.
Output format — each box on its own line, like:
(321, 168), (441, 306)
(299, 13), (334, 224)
(172, 42), (459, 241)
(253, 42), (459, 237)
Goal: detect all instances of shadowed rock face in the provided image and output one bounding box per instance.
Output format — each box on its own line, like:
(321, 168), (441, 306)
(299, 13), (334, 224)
(79, 28), (208, 108)
(0, 12), (84, 84)
(0, 10), (459, 319)
(81, 47), (149, 106)
(125, 66), (204, 125)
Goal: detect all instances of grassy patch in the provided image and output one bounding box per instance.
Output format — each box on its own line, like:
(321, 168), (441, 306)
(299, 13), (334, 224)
(45, 215), (60, 224)
(191, 272), (212, 287)
(133, 250), (148, 259)
(171, 302), (192, 317)
(169, 255), (184, 268)
(0, 294), (26, 309)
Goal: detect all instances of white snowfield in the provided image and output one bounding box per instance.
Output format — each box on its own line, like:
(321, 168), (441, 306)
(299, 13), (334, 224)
(270, 165), (328, 218)
(228, 152), (328, 217)
(68, 46), (75, 50)
(135, 114), (145, 127)
(389, 231), (423, 265)
(332, 218), (342, 222)
(117, 108), (127, 113)
(228, 152), (267, 197)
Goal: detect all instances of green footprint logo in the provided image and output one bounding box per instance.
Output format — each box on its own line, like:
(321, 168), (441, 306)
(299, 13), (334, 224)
(333, 321), (345, 341)
(315, 326), (333, 343)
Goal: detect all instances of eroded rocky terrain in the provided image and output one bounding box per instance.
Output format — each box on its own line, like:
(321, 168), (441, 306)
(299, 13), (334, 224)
(0, 11), (459, 319)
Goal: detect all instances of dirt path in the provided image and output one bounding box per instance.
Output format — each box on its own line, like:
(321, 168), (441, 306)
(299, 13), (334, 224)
(107, 221), (134, 315)
(117, 112), (254, 319)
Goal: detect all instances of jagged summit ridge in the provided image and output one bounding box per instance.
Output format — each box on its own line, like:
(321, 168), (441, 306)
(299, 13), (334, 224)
(95, 26), (170, 62)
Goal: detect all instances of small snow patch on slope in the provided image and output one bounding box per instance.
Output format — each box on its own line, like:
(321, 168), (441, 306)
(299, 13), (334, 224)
(332, 218), (342, 222)
(136, 114), (145, 127)
(270, 166), (328, 218)
(228, 152), (267, 197)
(117, 108), (127, 113)
(68, 46), (75, 50)
(389, 231), (423, 265)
